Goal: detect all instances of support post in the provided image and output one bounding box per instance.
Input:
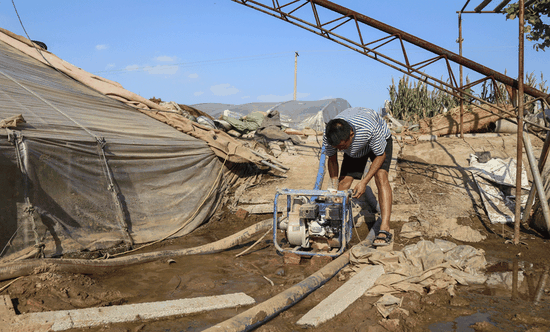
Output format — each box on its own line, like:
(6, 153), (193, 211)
(513, 0), (524, 245)
(458, 11), (465, 138)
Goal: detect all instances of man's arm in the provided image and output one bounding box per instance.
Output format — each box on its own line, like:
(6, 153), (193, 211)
(352, 152), (385, 198)
(327, 154), (339, 190)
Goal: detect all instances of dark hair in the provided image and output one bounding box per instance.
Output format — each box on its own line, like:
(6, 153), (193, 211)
(325, 118), (351, 147)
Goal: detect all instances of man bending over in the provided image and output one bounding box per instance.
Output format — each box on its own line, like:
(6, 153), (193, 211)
(323, 107), (393, 246)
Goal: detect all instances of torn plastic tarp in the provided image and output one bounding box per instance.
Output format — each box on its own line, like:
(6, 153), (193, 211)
(0, 28), (270, 166)
(467, 154), (530, 224)
(344, 239), (487, 297)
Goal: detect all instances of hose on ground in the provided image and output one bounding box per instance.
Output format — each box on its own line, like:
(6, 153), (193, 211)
(203, 217), (381, 332)
(0, 218), (273, 282)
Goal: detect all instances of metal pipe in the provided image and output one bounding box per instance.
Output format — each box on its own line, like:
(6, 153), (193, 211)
(522, 131), (550, 223)
(314, 145), (327, 190)
(458, 6), (466, 138)
(261, 160), (288, 173)
(514, 0), (525, 245)
(522, 128), (550, 232)
(311, 0), (550, 104)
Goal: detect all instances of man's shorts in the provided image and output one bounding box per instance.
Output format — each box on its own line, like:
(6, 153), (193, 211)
(339, 136), (393, 180)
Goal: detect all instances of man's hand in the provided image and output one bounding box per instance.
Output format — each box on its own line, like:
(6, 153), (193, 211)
(352, 181), (367, 198)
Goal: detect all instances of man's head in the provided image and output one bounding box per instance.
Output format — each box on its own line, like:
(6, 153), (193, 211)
(326, 118), (354, 150)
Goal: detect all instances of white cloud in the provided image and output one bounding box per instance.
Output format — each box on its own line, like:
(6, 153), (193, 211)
(241, 95), (251, 99)
(96, 44), (108, 51)
(125, 64), (140, 71)
(194, 91), (204, 96)
(143, 65), (179, 75)
(188, 73), (199, 79)
(155, 55), (176, 62)
(210, 83), (239, 96)
(257, 92), (309, 102)
(320, 95), (334, 100)
(105, 63), (115, 69)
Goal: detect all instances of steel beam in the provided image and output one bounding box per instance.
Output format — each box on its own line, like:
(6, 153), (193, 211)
(309, 0), (549, 104)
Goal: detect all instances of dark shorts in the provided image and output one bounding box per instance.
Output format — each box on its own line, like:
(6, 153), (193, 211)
(340, 136), (393, 180)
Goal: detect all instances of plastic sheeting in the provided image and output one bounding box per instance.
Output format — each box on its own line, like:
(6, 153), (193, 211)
(346, 239), (487, 297)
(467, 154), (529, 224)
(192, 98), (352, 132)
(0, 28), (265, 165)
(0, 38), (223, 260)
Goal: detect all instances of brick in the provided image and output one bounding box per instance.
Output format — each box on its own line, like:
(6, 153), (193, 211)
(283, 252), (301, 265)
(234, 208), (249, 220)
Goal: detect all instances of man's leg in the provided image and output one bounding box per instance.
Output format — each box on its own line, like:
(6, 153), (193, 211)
(338, 153), (369, 191)
(338, 175), (354, 190)
(374, 168), (392, 244)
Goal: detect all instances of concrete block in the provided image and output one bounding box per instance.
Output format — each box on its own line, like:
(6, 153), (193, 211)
(297, 264), (384, 327)
(0, 295), (15, 317)
(8, 293), (255, 332)
(240, 203), (285, 214)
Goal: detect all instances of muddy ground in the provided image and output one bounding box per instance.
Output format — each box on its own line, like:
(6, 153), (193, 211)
(2, 132), (550, 332)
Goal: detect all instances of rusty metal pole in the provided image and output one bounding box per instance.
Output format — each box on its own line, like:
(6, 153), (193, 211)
(514, 0), (525, 245)
(459, 11), (464, 139)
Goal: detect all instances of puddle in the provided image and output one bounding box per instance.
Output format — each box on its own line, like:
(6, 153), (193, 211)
(428, 311), (495, 331)
(476, 260), (550, 301)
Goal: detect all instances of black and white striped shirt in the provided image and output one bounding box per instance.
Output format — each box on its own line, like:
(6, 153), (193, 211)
(323, 107), (391, 158)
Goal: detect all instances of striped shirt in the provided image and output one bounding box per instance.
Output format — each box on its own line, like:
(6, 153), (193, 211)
(323, 107), (391, 158)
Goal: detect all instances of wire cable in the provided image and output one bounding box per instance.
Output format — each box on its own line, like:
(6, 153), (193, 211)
(11, 0), (54, 68)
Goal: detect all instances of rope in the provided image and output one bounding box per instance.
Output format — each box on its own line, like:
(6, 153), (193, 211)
(235, 228), (272, 258)
(4, 130), (45, 258)
(0, 276), (23, 293)
(96, 137), (134, 247)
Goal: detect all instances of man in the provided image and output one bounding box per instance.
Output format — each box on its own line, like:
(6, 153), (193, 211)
(323, 107), (393, 246)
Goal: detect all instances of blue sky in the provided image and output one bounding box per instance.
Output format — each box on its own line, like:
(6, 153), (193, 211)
(0, 1), (547, 111)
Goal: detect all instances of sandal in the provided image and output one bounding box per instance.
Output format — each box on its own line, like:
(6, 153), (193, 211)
(373, 230), (393, 247)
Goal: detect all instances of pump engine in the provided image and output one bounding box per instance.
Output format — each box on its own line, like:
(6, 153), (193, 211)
(273, 189), (353, 257)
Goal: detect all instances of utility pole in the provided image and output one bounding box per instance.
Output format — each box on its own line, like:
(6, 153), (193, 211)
(294, 52), (299, 101)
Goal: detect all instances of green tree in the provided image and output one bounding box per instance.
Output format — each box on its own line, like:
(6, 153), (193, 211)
(504, 0), (550, 51)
